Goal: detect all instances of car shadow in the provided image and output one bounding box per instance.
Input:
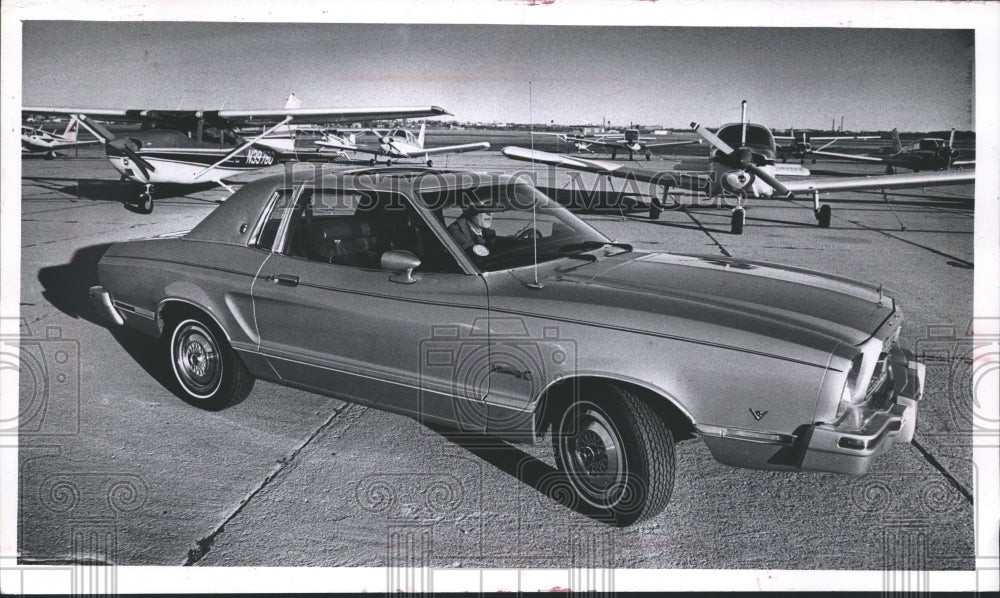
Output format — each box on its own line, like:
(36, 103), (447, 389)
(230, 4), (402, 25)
(427, 424), (621, 526)
(36, 242), (180, 397)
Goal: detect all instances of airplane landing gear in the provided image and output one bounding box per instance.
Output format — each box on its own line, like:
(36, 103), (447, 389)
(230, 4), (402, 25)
(369, 158), (377, 166)
(426, 159), (433, 167)
(138, 184), (155, 214)
(812, 190), (830, 228)
(885, 165), (896, 175)
(730, 206), (746, 234)
(649, 183), (670, 220)
(386, 159), (393, 166)
(645, 151), (652, 161)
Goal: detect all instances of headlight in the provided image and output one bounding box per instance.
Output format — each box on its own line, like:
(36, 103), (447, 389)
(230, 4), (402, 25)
(835, 335), (894, 419)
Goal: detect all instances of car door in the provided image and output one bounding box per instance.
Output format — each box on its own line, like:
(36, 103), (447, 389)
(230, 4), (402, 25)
(251, 186), (490, 431)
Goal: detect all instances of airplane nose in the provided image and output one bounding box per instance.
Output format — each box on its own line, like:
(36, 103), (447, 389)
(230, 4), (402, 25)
(722, 170), (755, 193)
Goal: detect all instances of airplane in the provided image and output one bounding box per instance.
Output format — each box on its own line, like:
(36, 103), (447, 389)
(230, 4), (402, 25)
(501, 101), (975, 234)
(531, 128), (698, 161)
(316, 123), (489, 166)
(773, 129), (880, 164)
(811, 128), (975, 174)
(529, 132), (596, 153)
(21, 116), (100, 158)
(21, 104), (450, 213)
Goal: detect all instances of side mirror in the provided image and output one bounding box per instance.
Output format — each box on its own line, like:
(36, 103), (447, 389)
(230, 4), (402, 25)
(381, 250), (421, 284)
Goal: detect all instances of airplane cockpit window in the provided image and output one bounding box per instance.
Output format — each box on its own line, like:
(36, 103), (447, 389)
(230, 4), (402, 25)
(919, 139), (944, 151)
(717, 125), (774, 149)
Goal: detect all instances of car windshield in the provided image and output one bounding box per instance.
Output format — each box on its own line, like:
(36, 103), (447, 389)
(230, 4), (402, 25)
(419, 179), (610, 272)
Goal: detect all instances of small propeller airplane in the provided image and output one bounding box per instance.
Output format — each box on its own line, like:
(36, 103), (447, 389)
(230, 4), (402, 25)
(316, 123), (489, 166)
(531, 128), (697, 161)
(21, 116), (100, 158)
(811, 128), (975, 173)
(773, 129), (880, 164)
(21, 104), (450, 213)
(529, 132), (596, 153)
(502, 100), (975, 234)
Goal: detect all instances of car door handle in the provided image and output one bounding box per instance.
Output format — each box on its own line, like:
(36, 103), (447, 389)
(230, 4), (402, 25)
(490, 364), (532, 381)
(268, 273), (299, 286)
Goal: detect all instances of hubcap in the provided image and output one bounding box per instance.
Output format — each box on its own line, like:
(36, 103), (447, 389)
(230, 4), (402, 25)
(172, 322), (222, 398)
(559, 402), (626, 508)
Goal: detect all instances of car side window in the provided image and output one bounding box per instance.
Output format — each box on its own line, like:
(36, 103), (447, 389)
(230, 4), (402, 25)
(251, 189), (296, 251)
(276, 189), (463, 274)
(379, 193), (463, 274)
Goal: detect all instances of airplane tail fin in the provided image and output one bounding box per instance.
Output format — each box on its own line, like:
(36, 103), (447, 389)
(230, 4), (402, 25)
(61, 116), (80, 141)
(284, 93), (302, 109)
(891, 128), (902, 153)
(417, 123), (426, 148)
(348, 133), (356, 147)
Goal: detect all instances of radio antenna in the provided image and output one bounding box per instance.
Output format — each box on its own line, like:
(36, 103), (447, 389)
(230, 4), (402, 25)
(527, 80), (543, 289)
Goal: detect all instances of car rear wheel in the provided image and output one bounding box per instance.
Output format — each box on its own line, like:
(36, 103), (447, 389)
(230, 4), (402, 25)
(552, 384), (675, 526)
(168, 316), (254, 410)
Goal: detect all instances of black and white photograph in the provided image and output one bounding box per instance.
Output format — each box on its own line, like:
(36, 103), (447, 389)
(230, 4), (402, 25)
(2, 0), (998, 594)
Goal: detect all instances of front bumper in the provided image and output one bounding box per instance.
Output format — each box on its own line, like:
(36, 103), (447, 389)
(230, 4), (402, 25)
(699, 349), (924, 474)
(89, 285), (124, 326)
(798, 351), (924, 474)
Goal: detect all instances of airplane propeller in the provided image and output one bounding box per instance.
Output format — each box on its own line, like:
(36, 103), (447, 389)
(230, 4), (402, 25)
(691, 121), (792, 198)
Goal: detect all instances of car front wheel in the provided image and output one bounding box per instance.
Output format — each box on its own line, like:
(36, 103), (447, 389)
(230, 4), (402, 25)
(552, 385), (675, 526)
(168, 316), (254, 410)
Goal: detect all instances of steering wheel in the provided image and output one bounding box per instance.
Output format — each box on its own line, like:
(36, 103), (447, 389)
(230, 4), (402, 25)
(515, 227), (543, 240)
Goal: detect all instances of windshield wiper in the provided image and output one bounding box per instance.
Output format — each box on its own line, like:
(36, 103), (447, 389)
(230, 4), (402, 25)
(556, 240), (633, 254)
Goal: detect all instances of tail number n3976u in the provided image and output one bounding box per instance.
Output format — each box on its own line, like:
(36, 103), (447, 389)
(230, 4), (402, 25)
(246, 148), (274, 166)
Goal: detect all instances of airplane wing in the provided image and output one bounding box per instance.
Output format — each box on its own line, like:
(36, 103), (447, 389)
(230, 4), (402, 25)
(501, 146), (711, 189)
(644, 140), (701, 149)
(781, 169), (974, 194)
(315, 139), (379, 154)
(413, 141), (490, 156)
(23, 106), (450, 126)
(809, 149), (886, 163)
(503, 146), (973, 196)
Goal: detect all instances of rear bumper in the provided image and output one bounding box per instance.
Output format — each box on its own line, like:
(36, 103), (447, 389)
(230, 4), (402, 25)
(89, 285), (124, 326)
(700, 352), (924, 474)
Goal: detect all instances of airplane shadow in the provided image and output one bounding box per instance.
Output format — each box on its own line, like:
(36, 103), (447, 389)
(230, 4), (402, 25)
(36, 243), (181, 398)
(426, 424), (622, 526)
(23, 176), (224, 209)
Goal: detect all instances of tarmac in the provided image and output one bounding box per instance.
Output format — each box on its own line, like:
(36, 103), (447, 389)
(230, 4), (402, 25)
(12, 142), (978, 576)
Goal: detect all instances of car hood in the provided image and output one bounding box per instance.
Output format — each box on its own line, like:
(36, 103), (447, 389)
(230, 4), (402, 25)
(497, 250), (896, 361)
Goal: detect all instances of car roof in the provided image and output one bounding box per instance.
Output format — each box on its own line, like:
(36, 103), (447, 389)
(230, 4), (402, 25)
(184, 167), (522, 246)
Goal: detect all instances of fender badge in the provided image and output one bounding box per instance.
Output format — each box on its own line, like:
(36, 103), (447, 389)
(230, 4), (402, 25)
(472, 244), (490, 257)
(749, 408), (768, 421)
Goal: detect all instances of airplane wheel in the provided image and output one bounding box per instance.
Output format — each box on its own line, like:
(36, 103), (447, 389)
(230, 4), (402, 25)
(649, 198), (662, 220)
(369, 158), (376, 166)
(139, 193), (153, 214)
(781, 157), (787, 163)
(885, 165), (896, 175)
(811, 158), (817, 164)
(730, 208), (745, 235)
(645, 152), (651, 161)
(611, 151), (617, 160)
(386, 159), (393, 166)
(426, 159), (433, 167)
(817, 204), (831, 228)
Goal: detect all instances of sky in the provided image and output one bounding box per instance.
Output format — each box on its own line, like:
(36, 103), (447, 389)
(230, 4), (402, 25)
(23, 22), (974, 132)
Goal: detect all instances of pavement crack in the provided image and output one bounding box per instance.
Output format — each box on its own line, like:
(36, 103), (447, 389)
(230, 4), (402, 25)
(911, 437), (974, 504)
(680, 206), (732, 257)
(181, 400), (356, 566)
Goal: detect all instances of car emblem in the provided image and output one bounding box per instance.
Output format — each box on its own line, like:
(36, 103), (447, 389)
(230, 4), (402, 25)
(749, 408), (768, 421)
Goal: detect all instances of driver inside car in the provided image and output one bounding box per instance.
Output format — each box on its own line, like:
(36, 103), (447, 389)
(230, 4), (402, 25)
(447, 200), (500, 251)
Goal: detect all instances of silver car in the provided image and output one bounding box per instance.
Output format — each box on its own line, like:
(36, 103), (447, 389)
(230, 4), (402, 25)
(90, 168), (925, 525)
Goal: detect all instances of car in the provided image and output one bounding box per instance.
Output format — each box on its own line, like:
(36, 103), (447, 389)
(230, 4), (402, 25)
(89, 166), (925, 526)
